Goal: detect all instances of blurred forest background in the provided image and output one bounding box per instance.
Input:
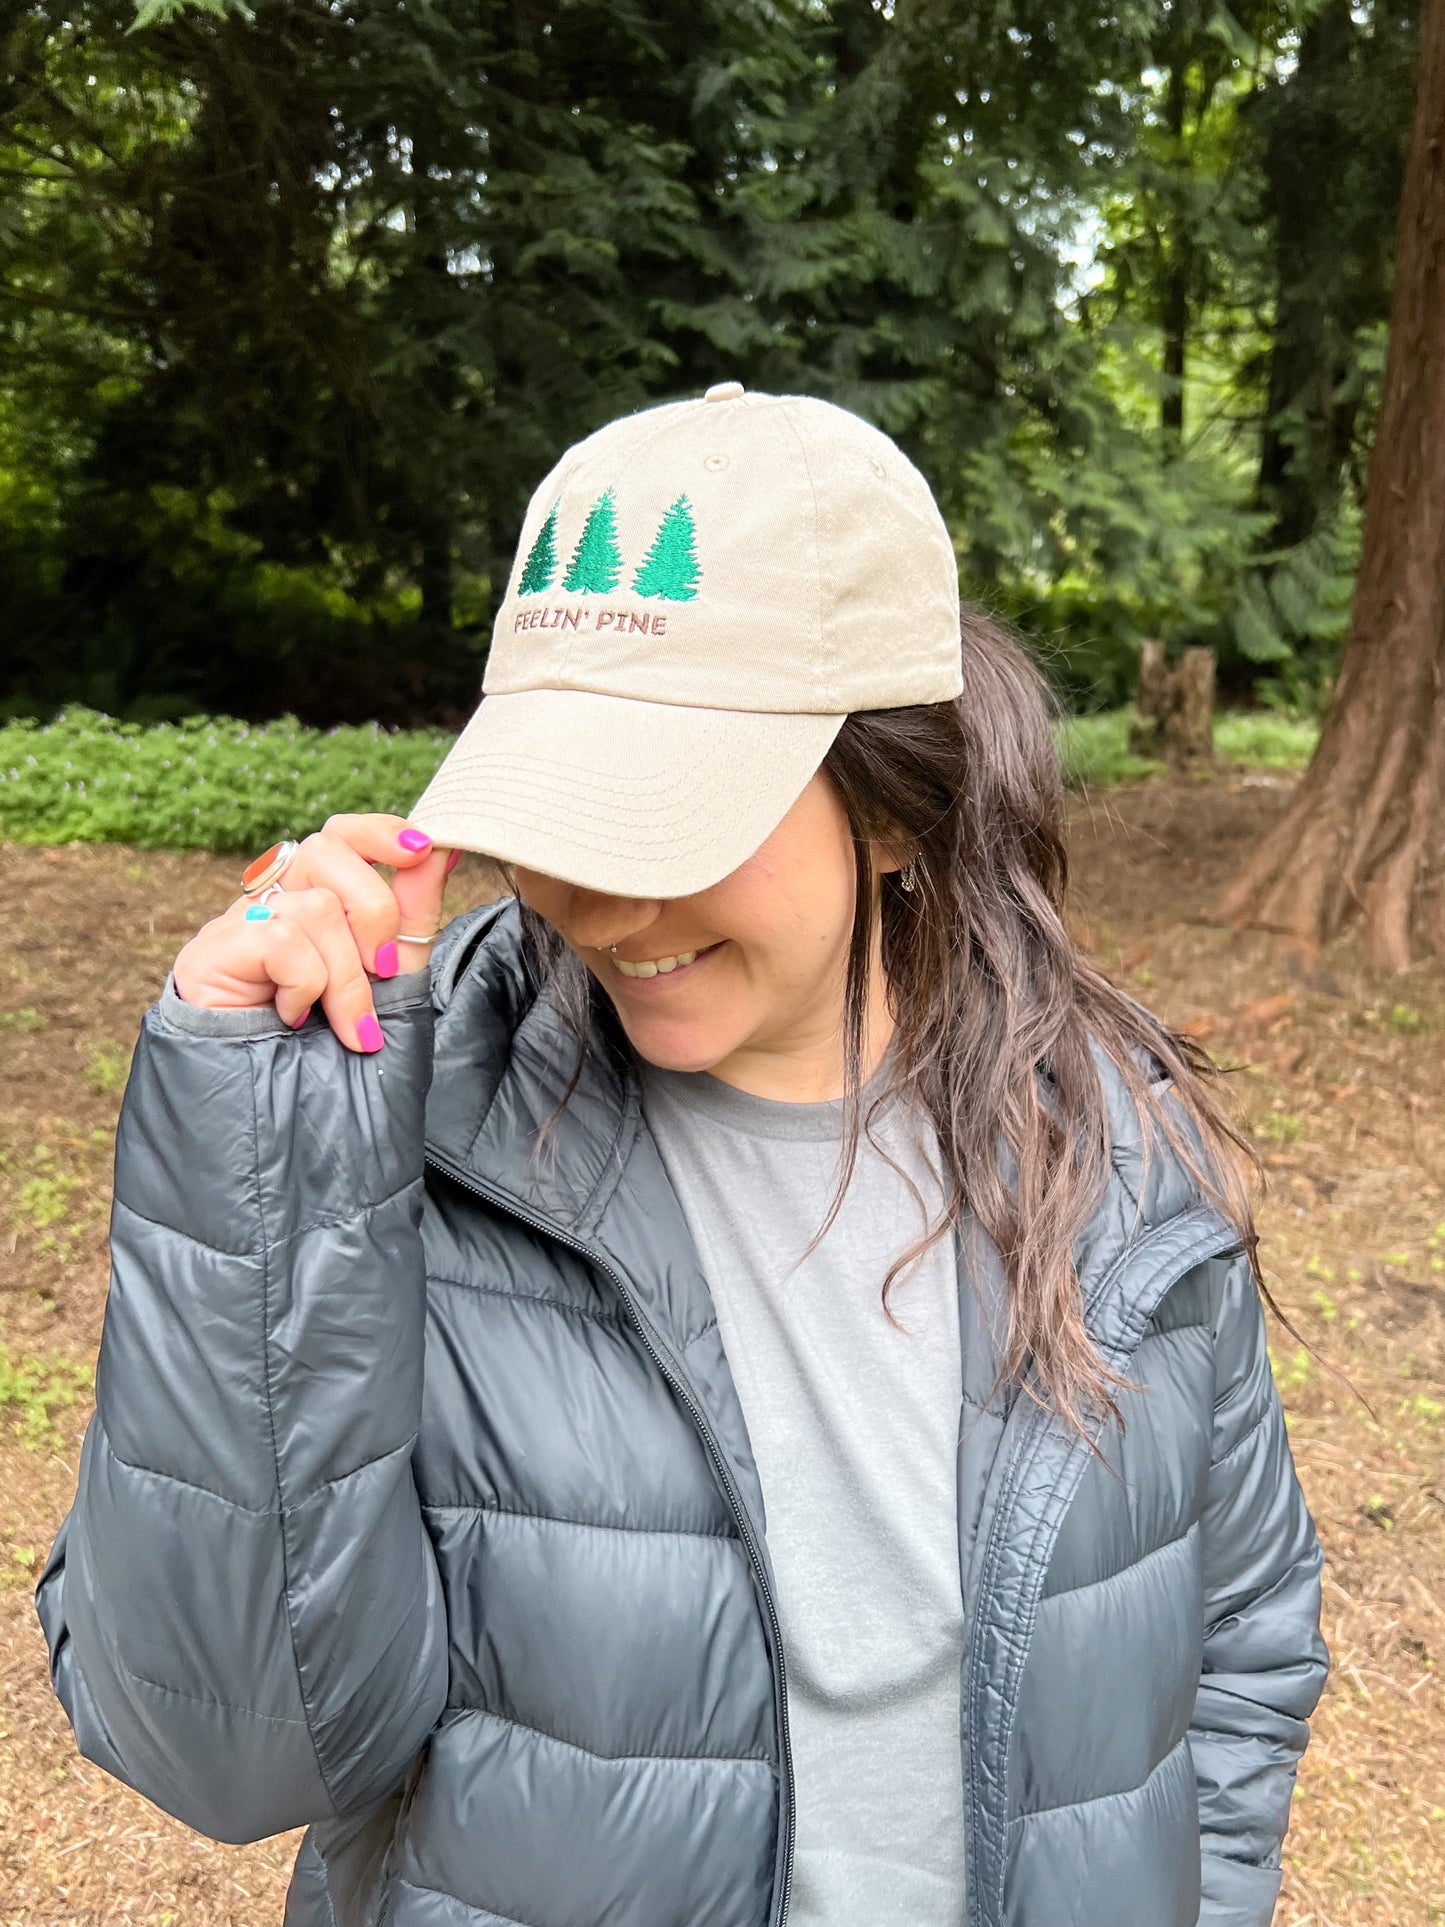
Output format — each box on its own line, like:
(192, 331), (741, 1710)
(0, 0), (1423, 729)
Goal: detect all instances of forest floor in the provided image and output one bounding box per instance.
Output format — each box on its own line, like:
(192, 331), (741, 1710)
(0, 770), (1441, 1926)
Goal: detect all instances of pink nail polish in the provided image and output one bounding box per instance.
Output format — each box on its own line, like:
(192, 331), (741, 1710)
(397, 828), (432, 854)
(445, 848), (461, 875)
(356, 1013), (385, 1054)
(374, 940), (399, 979)
(290, 1006), (311, 1030)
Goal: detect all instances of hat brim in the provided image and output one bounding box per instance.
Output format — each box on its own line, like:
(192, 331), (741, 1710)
(409, 687), (847, 899)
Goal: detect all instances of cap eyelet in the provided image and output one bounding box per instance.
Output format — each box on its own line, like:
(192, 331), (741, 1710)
(704, 453), (729, 472)
(869, 457), (886, 479)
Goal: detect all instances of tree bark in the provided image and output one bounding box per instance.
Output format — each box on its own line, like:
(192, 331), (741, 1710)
(1253, 0), (1359, 550)
(1215, 0), (1445, 971)
(1170, 648), (1215, 766)
(1160, 54), (1190, 448)
(1131, 640), (1215, 766)
(1133, 637), (1170, 751)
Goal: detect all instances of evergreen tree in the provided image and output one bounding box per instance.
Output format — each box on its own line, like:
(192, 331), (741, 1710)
(563, 491), (623, 595)
(0, 0), (1427, 727)
(633, 498), (701, 601)
(1218, 0), (1445, 969)
(0, 0), (797, 721)
(1247, 0), (1419, 550)
(518, 505), (560, 595)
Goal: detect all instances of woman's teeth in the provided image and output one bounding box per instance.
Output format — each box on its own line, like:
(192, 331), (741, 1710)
(612, 950), (699, 979)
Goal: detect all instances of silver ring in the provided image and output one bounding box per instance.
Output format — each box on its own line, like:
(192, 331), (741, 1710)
(240, 838), (300, 896)
(395, 929), (439, 946)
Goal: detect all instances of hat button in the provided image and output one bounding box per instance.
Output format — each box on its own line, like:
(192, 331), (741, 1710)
(704, 380), (745, 403)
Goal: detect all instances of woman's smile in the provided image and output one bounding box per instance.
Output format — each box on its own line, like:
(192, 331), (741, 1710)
(602, 938), (727, 986)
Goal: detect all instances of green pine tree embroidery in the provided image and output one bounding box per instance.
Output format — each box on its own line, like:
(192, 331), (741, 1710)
(632, 495), (701, 601)
(563, 489), (623, 594)
(517, 503), (559, 595)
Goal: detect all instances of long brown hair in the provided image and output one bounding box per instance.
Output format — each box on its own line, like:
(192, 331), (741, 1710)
(511, 606), (1260, 1432)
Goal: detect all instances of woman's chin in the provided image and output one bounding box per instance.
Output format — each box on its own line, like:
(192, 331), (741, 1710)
(615, 1008), (747, 1077)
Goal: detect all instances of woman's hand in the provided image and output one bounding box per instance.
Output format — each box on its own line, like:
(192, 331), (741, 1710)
(172, 815), (455, 1051)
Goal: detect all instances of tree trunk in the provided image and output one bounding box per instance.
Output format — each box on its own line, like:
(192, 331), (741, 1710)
(411, 126), (455, 639)
(1161, 55), (1190, 448)
(1254, 0), (1358, 550)
(1215, 0), (1445, 970)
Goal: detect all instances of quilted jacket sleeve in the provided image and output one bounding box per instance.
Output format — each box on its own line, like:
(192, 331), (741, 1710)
(34, 972), (448, 1845)
(1191, 1253), (1329, 1926)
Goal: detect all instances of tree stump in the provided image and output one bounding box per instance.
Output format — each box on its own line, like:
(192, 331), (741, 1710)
(1130, 641), (1216, 767)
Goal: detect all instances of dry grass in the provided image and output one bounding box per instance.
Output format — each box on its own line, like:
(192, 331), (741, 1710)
(1, 775), (1442, 1924)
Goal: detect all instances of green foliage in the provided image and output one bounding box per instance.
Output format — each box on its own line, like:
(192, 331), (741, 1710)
(81, 1043), (131, 1093)
(1212, 712), (1318, 768)
(3, 0), (791, 718)
(0, 0), (1421, 723)
(1057, 707), (1318, 786)
(1247, 5), (1417, 556)
(0, 1008), (48, 1034)
(1056, 712), (1165, 788)
(1225, 503), (1363, 703)
(0, 1342), (93, 1452)
(131, 0), (252, 28)
(0, 709), (451, 852)
(0, 1131), (112, 1265)
(1269, 1343), (1312, 1396)
(0, 705), (1320, 851)
(15, 1174), (80, 1231)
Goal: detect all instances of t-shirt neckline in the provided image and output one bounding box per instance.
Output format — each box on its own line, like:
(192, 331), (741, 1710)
(636, 1036), (902, 1144)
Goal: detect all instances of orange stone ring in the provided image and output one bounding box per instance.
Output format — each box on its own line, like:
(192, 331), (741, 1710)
(240, 838), (301, 897)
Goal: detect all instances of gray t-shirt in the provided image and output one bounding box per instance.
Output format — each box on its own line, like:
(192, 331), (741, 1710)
(638, 1052), (966, 1927)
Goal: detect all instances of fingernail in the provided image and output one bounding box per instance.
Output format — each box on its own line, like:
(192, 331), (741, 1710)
(445, 849), (461, 875)
(356, 1013), (385, 1054)
(397, 828), (432, 853)
(290, 1006), (311, 1030)
(374, 940), (399, 979)
(245, 905), (272, 922)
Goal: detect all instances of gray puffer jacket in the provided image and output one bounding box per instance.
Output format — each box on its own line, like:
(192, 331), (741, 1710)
(38, 897), (1327, 1927)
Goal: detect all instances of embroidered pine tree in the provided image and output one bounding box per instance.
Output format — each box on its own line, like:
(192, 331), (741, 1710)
(633, 495), (701, 601)
(517, 503), (559, 595)
(563, 489), (623, 594)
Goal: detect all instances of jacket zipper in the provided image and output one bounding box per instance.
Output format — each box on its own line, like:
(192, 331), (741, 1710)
(423, 1152), (797, 1927)
(961, 1208), (1242, 1927)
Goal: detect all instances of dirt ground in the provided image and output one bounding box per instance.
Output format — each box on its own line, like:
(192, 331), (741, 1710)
(1, 773), (1441, 1926)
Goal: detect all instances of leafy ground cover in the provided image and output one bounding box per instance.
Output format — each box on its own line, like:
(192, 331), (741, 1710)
(0, 707), (1320, 852)
(0, 769), (1440, 1924)
(1056, 707), (1320, 787)
(0, 710), (452, 853)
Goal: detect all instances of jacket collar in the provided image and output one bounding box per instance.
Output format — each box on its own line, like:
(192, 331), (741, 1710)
(424, 898), (766, 1522)
(425, 898), (639, 1240)
(422, 899), (1234, 1337)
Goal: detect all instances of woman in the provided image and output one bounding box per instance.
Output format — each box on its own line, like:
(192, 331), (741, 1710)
(38, 386), (1327, 1927)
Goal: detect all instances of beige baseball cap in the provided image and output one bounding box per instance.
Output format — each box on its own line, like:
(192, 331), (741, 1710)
(409, 382), (962, 898)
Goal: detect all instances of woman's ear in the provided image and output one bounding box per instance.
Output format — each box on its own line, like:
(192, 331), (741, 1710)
(871, 830), (915, 879)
